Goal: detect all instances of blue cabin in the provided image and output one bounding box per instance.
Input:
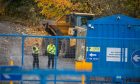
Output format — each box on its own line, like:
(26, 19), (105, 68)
(86, 14), (140, 79)
(87, 14), (140, 38)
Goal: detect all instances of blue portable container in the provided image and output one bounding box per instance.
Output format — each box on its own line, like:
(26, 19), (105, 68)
(86, 14), (140, 79)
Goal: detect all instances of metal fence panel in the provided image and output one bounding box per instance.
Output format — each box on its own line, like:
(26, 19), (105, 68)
(0, 34), (140, 84)
(0, 36), (22, 66)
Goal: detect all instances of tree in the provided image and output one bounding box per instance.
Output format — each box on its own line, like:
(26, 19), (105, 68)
(35, 0), (73, 19)
(71, 0), (140, 18)
(124, 0), (140, 18)
(0, 0), (42, 25)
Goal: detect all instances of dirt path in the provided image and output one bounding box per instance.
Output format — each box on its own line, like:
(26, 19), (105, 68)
(0, 21), (26, 34)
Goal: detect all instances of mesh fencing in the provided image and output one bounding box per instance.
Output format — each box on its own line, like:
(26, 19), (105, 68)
(0, 36), (22, 66)
(0, 34), (140, 84)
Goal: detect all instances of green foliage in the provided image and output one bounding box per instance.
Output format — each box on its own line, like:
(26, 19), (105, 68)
(1, 0), (42, 25)
(5, 0), (36, 18)
(1, 0), (140, 24)
(124, 0), (140, 18)
(72, 0), (140, 18)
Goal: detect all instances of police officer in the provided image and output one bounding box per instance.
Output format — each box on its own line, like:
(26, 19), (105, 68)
(32, 43), (40, 69)
(47, 41), (56, 69)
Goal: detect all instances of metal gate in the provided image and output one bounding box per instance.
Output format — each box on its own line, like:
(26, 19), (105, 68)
(0, 34), (140, 84)
(0, 34), (87, 84)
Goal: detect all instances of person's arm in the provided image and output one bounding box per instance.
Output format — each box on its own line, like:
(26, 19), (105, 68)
(54, 45), (56, 55)
(34, 47), (39, 54)
(47, 45), (51, 52)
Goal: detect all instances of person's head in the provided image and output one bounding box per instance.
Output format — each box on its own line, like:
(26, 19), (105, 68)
(50, 40), (53, 45)
(35, 43), (39, 46)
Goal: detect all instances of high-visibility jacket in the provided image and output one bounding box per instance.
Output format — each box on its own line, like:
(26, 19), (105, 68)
(47, 44), (56, 55)
(32, 46), (39, 54)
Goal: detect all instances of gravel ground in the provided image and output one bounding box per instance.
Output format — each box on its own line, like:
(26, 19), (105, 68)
(0, 21), (24, 66)
(0, 21), (82, 84)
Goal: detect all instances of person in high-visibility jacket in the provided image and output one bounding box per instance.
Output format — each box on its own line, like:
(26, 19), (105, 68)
(32, 43), (40, 69)
(47, 41), (56, 69)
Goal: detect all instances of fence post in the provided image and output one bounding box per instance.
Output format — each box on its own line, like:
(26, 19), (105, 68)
(40, 74), (46, 84)
(9, 56), (14, 84)
(54, 37), (58, 84)
(21, 35), (25, 84)
(21, 35), (25, 66)
(82, 75), (85, 84)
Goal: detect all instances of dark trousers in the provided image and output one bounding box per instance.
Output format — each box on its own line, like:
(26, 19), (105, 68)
(32, 54), (39, 69)
(48, 54), (54, 69)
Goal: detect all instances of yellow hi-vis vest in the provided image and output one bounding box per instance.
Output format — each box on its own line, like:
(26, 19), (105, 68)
(47, 44), (56, 55)
(32, 46), (39, 54)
